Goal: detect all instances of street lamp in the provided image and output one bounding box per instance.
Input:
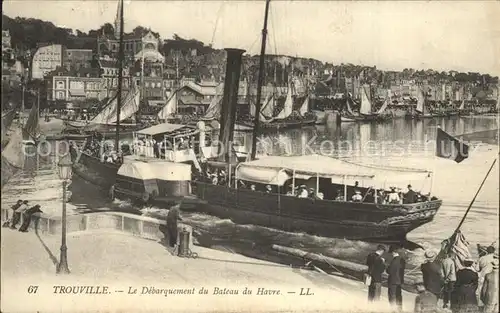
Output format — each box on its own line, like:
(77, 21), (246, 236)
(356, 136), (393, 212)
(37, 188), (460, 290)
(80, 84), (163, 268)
(56, 153), (73, 274)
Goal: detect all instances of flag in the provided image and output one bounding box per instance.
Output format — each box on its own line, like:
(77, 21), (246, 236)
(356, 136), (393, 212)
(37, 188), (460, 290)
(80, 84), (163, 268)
(435, 127), (469, 163)
(436, 230), (472, 270)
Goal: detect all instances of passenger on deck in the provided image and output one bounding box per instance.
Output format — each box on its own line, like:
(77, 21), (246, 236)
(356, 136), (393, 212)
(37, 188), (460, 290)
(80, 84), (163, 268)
(404, 185), (417, 204)
(265, 185), (272, 193)
(335, 189), (345, 201)
(250, 184), (256, 191)
(387, 187), (401, 204)
(219, 170), (227, 185)
(210, 174), (218, 185)
(286, 185), (294, 196)
(308, 188), (316, 198)
(377, 190), (386, 204)
(297, 185), (309, 198)
(352, 190), (363, 202)
(316, 191), (324, 200)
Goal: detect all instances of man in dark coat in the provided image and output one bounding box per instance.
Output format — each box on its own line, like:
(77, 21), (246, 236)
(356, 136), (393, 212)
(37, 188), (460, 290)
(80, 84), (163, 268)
(18, 205), (43, 232)
(166, 203), (182, 248)
(11, 200), (29, 229)
(452, 259), (478, 313)
(387, 245), (406, 311)
(404, 184), (417, 204)
(366, 244), (386, 301)
(420, 250), (443, 298)
(3, 199), (23, 228)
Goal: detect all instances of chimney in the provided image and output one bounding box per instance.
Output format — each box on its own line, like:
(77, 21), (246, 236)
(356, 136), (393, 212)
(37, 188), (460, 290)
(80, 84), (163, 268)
(217, 48), (245, 163)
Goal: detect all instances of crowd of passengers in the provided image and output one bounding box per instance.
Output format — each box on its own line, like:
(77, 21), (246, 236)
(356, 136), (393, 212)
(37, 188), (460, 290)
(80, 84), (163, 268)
(194, 166), (434, 204)
(82, 132), (132, 164)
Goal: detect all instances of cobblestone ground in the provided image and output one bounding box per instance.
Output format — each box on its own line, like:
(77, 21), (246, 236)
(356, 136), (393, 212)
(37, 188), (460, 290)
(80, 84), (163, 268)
(1, 228), (416, 312)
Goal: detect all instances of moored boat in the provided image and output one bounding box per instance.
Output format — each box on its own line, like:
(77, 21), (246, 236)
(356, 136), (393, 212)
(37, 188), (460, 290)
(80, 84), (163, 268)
(194, 154), (442, 242)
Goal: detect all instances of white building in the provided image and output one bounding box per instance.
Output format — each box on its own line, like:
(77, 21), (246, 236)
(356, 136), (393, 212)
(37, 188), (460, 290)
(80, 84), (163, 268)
(31, 44), (64, 80)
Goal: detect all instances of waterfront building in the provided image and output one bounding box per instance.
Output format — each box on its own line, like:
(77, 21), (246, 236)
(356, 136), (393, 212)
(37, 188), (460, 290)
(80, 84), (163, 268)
(175, 80), (221, 114)
(31, 44), (64, 80)
(63, 49), (93, 71)
(97, 31), (161, 62)
(98, 56), (131, 96)
(45, 66), (105, 103)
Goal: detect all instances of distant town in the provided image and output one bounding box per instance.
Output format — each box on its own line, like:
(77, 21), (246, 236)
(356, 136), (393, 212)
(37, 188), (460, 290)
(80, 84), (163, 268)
(2, 13), (499, 115)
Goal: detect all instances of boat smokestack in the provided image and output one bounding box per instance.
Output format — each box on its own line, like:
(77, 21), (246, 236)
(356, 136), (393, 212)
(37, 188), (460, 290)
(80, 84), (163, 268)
(218, 48), (245, 163)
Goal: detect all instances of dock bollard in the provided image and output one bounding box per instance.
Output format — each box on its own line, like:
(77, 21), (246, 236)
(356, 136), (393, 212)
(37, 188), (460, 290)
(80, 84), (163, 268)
(177, 227), (197, 258)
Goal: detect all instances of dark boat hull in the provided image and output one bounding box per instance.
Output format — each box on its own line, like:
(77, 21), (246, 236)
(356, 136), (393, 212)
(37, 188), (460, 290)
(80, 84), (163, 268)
(70, 145), (119, 191)
(237, 117), (317, 131)
(193, 182), (442, 242)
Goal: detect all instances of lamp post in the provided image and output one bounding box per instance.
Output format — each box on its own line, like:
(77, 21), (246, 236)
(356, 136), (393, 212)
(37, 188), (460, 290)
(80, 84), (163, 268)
(56, 153), (73, 274)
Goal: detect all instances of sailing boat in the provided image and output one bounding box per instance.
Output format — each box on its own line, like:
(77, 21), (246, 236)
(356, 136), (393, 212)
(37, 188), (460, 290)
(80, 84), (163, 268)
(22, 92), (41, 146)
(69, 0), (128, 190)
(156, 90), (178, 122)
(341, 86), (383, 122)
(414, 87), (433, 119)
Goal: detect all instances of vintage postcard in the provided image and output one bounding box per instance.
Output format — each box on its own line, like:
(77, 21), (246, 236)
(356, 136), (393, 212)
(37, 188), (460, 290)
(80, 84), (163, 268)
(1, 0), (499, 312)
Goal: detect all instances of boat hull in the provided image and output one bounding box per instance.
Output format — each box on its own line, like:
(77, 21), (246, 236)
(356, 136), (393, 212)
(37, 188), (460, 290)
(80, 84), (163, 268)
(341, 113), (385, 123)
(70, 145), (119, 191)
(237, 117), (317, 132)
(193, 182), (442, 242)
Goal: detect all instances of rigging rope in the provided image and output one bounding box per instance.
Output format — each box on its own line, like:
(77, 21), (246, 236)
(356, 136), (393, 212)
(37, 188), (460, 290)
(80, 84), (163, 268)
(210, 2), (225, 47)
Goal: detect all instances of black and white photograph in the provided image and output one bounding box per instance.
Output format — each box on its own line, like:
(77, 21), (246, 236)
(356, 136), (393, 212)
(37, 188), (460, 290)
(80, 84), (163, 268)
(1, 0), (499, 312)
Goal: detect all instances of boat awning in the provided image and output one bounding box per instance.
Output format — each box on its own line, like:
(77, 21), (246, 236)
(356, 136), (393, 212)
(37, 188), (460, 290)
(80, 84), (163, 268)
(236, 155), (431, 189)
(136, 123), (193, 136)
(147, 162), (191, 181)
(236, 165), (291, 186)
(117, 162), (157, 180)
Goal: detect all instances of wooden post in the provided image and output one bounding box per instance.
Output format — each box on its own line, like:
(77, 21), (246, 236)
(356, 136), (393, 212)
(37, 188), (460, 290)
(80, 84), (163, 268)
(292, 169), (296, 195)
(343, 175), (347, 201)
(316, 173), (319, 196)
(429, 171), (434, 198)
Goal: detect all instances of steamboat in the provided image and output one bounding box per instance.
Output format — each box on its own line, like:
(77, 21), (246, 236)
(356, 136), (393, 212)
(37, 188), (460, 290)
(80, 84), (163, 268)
(71, 0), (443, 243)
(193, 154), (442, 242)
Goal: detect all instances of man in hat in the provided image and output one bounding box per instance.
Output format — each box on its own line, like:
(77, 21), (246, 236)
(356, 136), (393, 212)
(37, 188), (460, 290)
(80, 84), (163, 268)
(366, 244), (386, 302)
(440, 251), (457, 309)
(452, 258), (478, 313)
(421, 250), (443, 298)
(480, 260), (498, 313)
(166, 203), (183, 248)
(478, 246), (496, 278)
(351, 190), (363, 202)
(387, 187), (401, 204)
(12, 200), (29, 229)
(387, 245), (406, 311)
(414, 282), (438, 313)
(404, 184), (417, 204)
(477, 246), (496, 306)
(3, 199), (23, 228)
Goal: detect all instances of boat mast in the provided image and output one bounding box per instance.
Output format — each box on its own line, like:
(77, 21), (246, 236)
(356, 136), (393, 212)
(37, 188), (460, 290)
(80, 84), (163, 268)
(115, 0), (124, 152)
(250, 0), (271, 160)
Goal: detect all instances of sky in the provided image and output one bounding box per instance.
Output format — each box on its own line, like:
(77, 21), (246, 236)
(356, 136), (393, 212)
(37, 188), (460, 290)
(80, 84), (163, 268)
(3, 0), (500, 76)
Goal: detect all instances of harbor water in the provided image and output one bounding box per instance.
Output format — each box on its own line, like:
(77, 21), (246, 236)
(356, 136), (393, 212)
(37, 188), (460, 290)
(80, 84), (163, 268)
(2, 115), (498, 282)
